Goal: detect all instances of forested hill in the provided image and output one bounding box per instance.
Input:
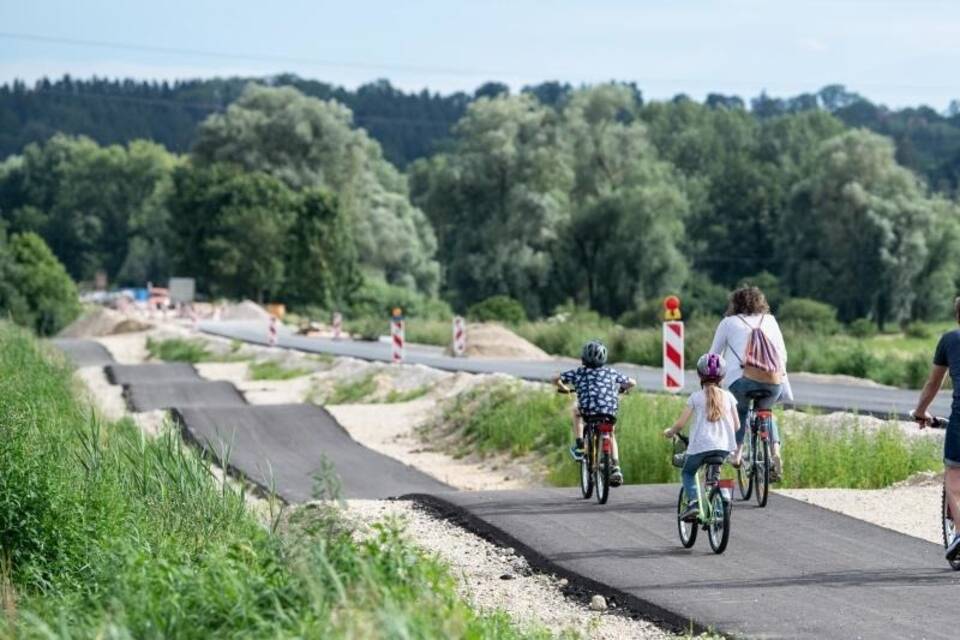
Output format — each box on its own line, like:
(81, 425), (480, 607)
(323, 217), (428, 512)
(0, 74), (472, 167)
(2, 75), (960, 192)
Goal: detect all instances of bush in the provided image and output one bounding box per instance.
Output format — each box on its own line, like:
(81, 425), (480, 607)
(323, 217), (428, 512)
(848, 318), (877, 338)
(904, 323), (934, 339)
(778, 298), (840, 334)
(348, 278), (452, 320)
(467, 295), (527, 324)
(146, 337), (212, 362)
(0, 231), (80, 335)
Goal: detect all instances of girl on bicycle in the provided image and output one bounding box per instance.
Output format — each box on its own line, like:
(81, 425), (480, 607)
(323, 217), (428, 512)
(663, 353), (739, 520)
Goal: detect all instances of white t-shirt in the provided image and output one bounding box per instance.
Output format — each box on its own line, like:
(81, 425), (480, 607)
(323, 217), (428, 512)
(686, 389), (738, 455)
(709, 314), (793, 401)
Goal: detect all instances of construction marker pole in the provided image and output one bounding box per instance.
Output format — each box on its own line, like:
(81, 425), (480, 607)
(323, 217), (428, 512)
(391, 310), (405, 363)
(662, 295), (684, 393)
(190, 308), (199, 332)
(332, 312), (343, 340)
(452, 315), (466, 357)
(268, 316), (278, 347)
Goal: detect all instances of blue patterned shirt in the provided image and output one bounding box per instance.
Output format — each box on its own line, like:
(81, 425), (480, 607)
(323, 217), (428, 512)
(559, 366), (630, 417)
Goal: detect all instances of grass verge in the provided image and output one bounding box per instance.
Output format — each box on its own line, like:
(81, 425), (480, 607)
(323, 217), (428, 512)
(1, 324), (550, 638)
(438, 382), (941, 489)
(249, 360), (312, 381)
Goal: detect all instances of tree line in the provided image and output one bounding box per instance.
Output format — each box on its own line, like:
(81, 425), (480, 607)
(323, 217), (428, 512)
(3, 76), (960, 194)
(1, 81), (959, 334)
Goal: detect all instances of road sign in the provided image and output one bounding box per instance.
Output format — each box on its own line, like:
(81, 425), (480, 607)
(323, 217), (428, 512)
(452, 316), (466, 356)
(663, 296), (684, 392)
(391, 309), (405, 363)
(168, 277), (196, 305)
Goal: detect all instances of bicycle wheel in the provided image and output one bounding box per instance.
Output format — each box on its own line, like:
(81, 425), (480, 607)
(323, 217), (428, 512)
(677, 487), (697, 548)
(595, 441), (610, 504)
(707, 488), (731, 554)
(579, 431), (594, 499)
(942, 486), (960, 570)
(755, 438), (770, 508)
(737, 429), (753, 501)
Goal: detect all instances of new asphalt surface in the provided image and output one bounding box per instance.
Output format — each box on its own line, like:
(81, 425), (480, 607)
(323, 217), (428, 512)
(51, 338), (114, 367)
(200, 320), (953, 418)
(409, 486), (960, 639)
(174, 404), (450, 500)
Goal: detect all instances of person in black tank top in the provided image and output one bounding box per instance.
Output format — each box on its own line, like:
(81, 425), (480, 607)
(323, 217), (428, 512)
(912, 296), (960, 561)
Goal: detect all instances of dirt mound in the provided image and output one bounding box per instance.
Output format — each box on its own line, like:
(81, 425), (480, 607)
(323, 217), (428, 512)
(59, 307), (152, 338)
(447, 323), (552, 360)
(219, 300), (271, 321)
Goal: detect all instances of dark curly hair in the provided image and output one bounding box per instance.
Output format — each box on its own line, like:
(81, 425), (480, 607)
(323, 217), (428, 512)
(726, 286), (770, 316)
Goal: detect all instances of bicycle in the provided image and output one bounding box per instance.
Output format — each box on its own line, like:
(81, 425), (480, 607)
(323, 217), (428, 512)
(558, 381), (619, 505)
(914, 416), (960, 570)
(736, 388), (774, 507)
(673, 434), (734, 554)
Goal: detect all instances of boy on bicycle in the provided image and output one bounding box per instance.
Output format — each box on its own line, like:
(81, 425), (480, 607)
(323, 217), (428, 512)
(662, 353), (739, 520)
(553, 340), (636, 486)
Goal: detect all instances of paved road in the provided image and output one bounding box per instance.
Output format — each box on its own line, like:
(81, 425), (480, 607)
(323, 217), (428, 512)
(174, 404), (450, 500)
(124, 380), (248, 412)
(51, 338), (114, 367)
(409, 486), (959, 639)
(201, 320), (952, 418)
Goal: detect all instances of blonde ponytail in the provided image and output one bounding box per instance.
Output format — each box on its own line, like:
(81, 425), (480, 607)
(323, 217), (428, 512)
(704, 383), (723, 422)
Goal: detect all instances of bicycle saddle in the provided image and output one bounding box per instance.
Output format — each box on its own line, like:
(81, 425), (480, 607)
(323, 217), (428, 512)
(702, 454), (726, 466)
(584, 414), (617, 424)
(745, 389), (773, 400)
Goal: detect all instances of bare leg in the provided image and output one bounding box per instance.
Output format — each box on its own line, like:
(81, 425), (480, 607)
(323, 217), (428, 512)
(611, 435), (619, 463)
(946, 467), (960, 533)
(571, 403), (583, 441)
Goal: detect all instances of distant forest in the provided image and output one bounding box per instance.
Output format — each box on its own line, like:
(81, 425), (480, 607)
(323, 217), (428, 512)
(2, 75), (960, 193)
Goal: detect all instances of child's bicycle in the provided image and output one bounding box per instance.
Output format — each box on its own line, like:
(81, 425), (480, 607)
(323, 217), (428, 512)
(672, 435), (734, 554)
(914, 415), (960, 570)
(558, 381), (618, 505)
(736, 388), (774, 507)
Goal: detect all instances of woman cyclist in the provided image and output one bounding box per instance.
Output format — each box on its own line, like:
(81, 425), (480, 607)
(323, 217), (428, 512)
(709, 286), (793, 479)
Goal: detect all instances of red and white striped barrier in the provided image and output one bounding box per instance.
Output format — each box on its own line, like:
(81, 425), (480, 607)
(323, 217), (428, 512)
(190, 308), (199, 332)
(391, 312), (405, 364)
(452, 315), (466, 357)
(662, 295), (684, 393)
(268, 316), (278, 347)
(332, 312), (343, 340)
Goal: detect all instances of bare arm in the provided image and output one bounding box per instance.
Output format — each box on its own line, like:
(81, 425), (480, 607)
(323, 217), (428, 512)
(913, 365), (948, 420)
(663, 406), (693, 438)
(709, 318), (726, 355)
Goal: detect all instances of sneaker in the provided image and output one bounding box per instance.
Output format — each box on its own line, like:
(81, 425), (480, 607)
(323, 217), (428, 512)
(771, 455), (783, 482)
(610, 466), (623, 487)
(946, 534), (960, 562)
(569, 439), (584, 462)
(680, 501), (699, 522)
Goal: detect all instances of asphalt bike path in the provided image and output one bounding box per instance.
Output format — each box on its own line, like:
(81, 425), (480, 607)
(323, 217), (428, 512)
(53, 339), (449, 499)
(52, 338), (114, 367)
(173, 404), (450, 500)
(409, 486), (959, 639)
(200, 320), (953, 418)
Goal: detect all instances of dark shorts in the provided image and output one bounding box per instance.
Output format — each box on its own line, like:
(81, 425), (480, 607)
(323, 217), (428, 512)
(946, 414), (960, 466)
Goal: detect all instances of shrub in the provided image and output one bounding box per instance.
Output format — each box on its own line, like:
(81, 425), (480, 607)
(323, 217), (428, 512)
(146, 337), (212, 362)
(848, 318), (878, 338)
(0, 231), (80, 335)
(778, 298), (840, 334)
(904, 323), (934, 339)
(467, 295), (527, 324)
(348, 278), (452, 320)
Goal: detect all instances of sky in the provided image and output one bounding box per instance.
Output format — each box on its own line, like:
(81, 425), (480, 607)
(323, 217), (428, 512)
(1, 0), (959, 110)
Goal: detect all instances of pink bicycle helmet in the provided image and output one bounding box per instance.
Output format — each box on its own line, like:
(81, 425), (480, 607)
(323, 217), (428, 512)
(696, 353), (726, 383)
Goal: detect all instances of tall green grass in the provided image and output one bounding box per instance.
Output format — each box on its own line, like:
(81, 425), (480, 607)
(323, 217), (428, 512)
(1, 325), (549, 638)
(439, 382), (941, 489)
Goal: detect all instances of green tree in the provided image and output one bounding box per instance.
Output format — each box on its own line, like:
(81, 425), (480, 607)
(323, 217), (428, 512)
(0, 231), (80, 335)
(168, 163), (296, 302)
(783, 130), (948, 327)
(192, 84), (439, 293)
(283, 189), (362, 309)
